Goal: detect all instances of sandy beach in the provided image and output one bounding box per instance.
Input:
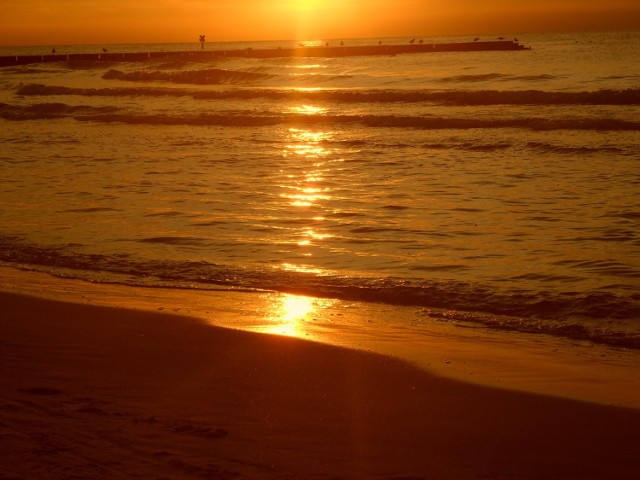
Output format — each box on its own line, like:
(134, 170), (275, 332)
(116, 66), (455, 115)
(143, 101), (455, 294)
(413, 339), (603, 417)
(2, 270), (640, 479)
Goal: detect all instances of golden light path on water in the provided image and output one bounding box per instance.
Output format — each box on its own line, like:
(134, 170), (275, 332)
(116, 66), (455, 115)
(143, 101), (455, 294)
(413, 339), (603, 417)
(261, 108), (343, 337)
(281, 126), (332, 212)
(279, 121), (336, 261)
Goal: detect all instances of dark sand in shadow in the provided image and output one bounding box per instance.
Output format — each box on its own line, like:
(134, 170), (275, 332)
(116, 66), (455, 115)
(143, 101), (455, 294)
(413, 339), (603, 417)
(2, 291), (639, 479)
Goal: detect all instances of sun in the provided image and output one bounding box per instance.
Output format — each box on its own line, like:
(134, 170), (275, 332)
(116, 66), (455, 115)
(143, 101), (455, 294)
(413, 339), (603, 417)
(291, 0), (322, 12)
(260, 0), (359, 41)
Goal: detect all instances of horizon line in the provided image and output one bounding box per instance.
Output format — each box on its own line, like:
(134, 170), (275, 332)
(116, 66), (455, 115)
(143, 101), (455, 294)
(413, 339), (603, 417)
(1, 27), (637, 48)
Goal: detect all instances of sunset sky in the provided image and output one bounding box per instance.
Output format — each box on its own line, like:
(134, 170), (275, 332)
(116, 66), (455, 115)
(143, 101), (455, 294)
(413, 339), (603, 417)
(1, 0), (639, 46)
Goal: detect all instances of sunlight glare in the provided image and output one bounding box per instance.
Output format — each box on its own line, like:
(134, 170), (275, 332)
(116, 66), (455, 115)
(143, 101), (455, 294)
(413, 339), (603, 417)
(278, 126), (337, 277)
(280, 263), (326, 274)
(283, 294), (314, 321)
(290, 0), (322, 12)
(288, 105), (327, 115)
(265, 293), (315, 337)
(282, 186), (330, 207)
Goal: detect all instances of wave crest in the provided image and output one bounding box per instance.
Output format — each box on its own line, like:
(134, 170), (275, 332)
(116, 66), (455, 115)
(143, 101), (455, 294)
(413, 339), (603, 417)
(1, 236), (639, 349)
(2, 102), (638, 131)
(0, 102), (117, 120)
(102, 68), (272, 85)
(15, 84), (640, 106)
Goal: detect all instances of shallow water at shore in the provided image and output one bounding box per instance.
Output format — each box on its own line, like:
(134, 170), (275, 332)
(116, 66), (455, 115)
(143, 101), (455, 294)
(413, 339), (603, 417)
(2, 267), (640, 409)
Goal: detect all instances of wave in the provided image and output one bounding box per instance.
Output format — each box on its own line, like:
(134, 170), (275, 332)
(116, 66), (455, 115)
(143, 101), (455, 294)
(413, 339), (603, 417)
(560, 259), (640, 277)
(67, 113), (640, 131)
(287, 74), (355, 84)
(436, 73), (511, 83)
(438, 73), (562, 83)
(417, 88), (640, 105)
(611, 211), (640, 220)
(15, 83), (640, 106)
(511, 74), (559, 82)
(139, 236), (212, 246)
(422, 141), (512, 152)
(16, 83), (188, 98)
(63, 207), (122, 213)
(2, 102), (639, 131)
(525, 141), (625, 155)
(0, 102), (117, 120)
(1, 236), (639, 349)
(102, 68), (273, 85)
(422, 140), (624, 156)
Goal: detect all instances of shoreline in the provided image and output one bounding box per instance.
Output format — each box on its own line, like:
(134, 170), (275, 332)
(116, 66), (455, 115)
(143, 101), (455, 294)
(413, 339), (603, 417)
(2, 271), (640, 478)
(2, 266), (640, 409)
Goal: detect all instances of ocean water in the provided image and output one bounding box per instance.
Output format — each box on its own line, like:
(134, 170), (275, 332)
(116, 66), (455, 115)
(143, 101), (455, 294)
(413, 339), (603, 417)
(1, 30), (639, 348)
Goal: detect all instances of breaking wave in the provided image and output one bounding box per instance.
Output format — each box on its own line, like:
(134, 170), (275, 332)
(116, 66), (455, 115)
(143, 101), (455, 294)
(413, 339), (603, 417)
(1, 236), (639, 349)
(15, 83), (640, 105)
(101, 68), (273, 84)
(0, 102), (118, 120)
(2, 102), (639, 131)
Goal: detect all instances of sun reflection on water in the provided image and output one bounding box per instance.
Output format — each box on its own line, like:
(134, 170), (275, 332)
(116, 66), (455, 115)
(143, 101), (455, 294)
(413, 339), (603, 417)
(281, 127), (334, 208)
(262, 293), (332, 338)
(280, 263), (326, 274)
(284, 131), (330, 160)
(288, 104), (327, 115)
(286, 127), (329, 145)
(277, 125), (342, 282)
(285, 186), (331, 207)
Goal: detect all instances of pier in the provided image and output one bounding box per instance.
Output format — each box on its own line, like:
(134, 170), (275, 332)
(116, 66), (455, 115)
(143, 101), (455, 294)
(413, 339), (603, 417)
(0, 40), (530, 67)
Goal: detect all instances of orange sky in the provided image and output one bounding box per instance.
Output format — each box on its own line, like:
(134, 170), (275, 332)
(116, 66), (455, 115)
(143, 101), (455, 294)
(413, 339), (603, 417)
(1, 0), (639, 46)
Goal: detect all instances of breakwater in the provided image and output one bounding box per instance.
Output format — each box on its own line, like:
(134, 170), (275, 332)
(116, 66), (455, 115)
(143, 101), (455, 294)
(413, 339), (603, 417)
(0, 40), (530, 67)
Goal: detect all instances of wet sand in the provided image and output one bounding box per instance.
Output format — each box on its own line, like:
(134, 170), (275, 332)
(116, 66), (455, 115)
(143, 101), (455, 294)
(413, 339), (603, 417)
(2, 271), (640, 479)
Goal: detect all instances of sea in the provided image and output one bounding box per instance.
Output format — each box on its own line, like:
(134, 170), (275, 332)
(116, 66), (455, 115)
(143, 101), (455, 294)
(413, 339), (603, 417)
(1, 30), (639, 349)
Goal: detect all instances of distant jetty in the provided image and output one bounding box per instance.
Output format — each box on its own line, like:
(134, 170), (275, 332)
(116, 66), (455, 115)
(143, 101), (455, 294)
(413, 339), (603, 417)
(0, 40), (530, 67)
